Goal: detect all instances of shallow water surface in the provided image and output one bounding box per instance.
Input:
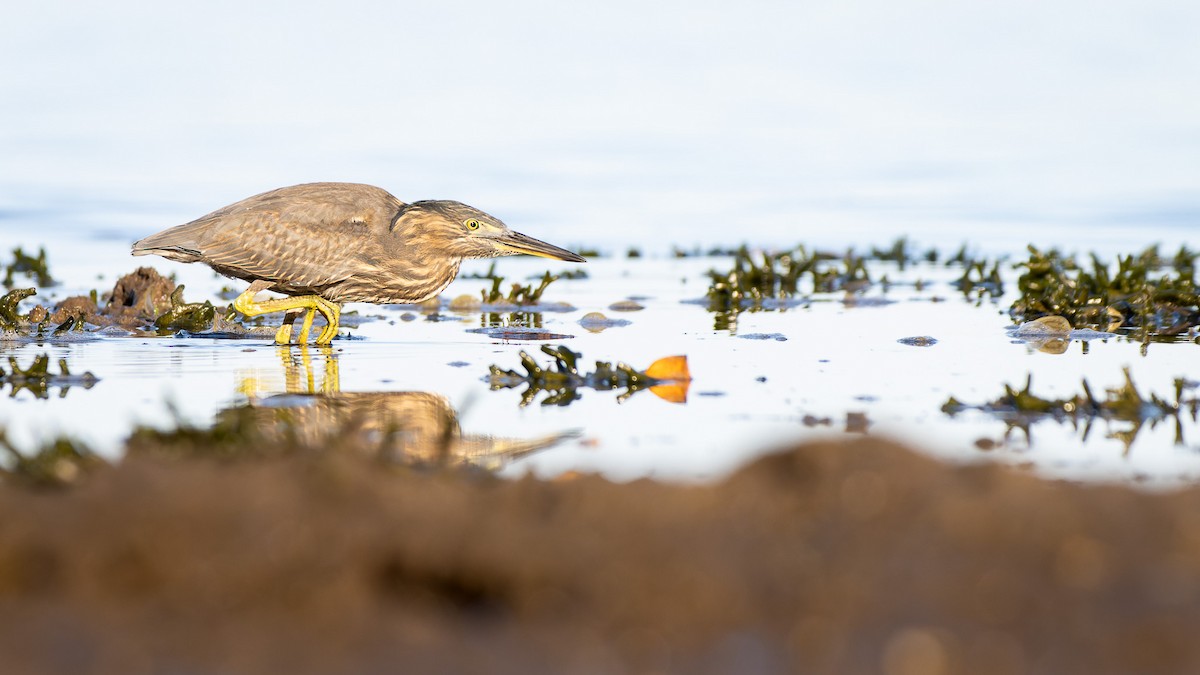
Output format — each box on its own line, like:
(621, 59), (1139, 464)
(2, 237), (1198, 486)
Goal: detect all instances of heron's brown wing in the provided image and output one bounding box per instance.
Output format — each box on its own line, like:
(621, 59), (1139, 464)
(135, 183), (407, 292)
(199, 215), (376, 291)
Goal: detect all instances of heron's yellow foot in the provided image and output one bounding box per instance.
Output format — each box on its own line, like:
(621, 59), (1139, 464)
(233, 285), (342, 345)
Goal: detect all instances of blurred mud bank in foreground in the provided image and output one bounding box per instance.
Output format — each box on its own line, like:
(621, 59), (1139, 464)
(2, 438), (1199, 675)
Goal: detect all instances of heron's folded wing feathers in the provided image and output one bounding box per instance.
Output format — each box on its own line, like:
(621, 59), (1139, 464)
(133, 183), (406, 290)
(200, 214), (369, 289)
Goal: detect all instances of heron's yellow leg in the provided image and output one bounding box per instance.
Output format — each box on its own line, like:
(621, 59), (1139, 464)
(275, 310), (301, 344)
(297, 307), (318, 344)
(273, 308), (319, 344)
(233, 285), (342, 345)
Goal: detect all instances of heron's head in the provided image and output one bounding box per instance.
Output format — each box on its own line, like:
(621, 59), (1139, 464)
(393, 200), (586, 263)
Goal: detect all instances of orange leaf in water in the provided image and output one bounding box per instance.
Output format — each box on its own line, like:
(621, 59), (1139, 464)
(649, 382), (690, 404)
(646, 355), (691, 404)
(645, 355), (691, 382)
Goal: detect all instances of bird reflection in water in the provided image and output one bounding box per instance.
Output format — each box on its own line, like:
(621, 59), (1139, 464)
(232, 346), (577, 470)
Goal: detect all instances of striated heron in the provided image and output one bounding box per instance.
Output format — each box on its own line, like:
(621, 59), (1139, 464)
(132, 182), (585, 344)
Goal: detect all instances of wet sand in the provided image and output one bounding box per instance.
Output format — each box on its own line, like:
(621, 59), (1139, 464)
(2, 437), (1199, 674)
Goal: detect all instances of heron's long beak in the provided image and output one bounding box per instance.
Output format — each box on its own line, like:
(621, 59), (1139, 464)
(495, 231), (586, 262)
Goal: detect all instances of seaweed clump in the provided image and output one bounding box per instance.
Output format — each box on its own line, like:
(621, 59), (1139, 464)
(702, 238), (1017, 330)
(0, 288), (37, 330)
(487, 345), (691, 406)
(2, 246), (54, 288)
(0, 288), (89, 337)
(943, 368), (1198, 451)
(0, 432), (105, 487)
(704, 245), (865, 329)
(1010, 245), (1199, 337)
(154, 285), (216, 333)
(0, 268), (223, 338)
(471, 262), (561, 306)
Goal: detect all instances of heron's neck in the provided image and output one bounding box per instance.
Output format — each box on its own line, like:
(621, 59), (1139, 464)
(380, 227), (463, 302)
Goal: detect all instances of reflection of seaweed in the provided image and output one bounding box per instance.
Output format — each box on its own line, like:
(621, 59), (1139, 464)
(1011, 245), (1199, 337)
(487, 345), (690, 406)
(133, 346), (573, 470)
(481, 311), (543, 330)
(942, 369), (1199, 453)
(1, 353), (99, 399)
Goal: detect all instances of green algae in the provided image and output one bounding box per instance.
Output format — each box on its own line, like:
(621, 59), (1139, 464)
(1010, 245), (1199, 337)
(482, 271), (559, 306)
(0, 288), (36, 330)
(464, 262), (564, 306)
(0, 431), (105, 487)
(704, 245), (874, 330)
(2, 247), (54, 288)
(0, 288), (90, 337)
(701, 241), (1196, 337)
(153, 285), (216, 333)
(954, 258), (1006, 298)
(553, 268), (589, 280)
(701, 238), (992, 329)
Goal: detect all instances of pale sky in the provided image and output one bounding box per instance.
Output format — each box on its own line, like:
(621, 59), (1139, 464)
(2, 0), (1198, 249)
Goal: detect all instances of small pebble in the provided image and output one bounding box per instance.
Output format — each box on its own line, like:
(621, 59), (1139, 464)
(448, 294), (481, 311)
(579, 312), (631, 332)
(608, 300), (644, 312)
(1014, 315), (1072, 335)
(739, 333), (787, 341)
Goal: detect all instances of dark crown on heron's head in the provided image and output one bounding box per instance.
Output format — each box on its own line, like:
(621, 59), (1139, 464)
(393, 201), (502, 230)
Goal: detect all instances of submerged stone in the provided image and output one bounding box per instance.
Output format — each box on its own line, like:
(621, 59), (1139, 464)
(739, 333), (788, 341)
(1014, 315), (1072, 335)
(608, 300), (645, 312)
(578, 312), (631, 332)
(448, 294), (482, 311)
(467, 326), (575, 341)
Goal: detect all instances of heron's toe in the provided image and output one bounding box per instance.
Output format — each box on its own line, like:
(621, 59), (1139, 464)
(274, 323), (294, 344)
(315, 323), (337, 345)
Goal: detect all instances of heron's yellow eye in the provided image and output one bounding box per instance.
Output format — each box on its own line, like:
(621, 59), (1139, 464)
(465, 219), (481, 231)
